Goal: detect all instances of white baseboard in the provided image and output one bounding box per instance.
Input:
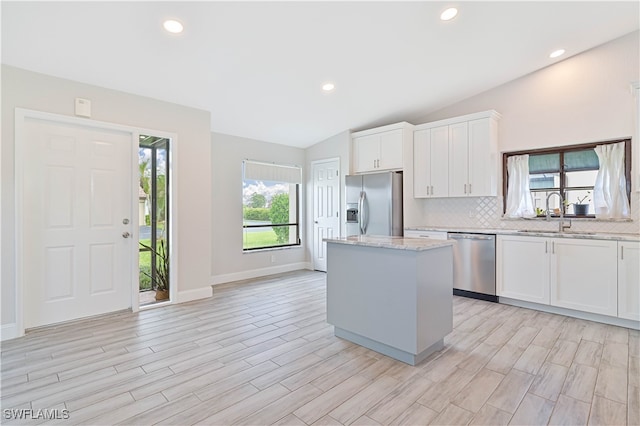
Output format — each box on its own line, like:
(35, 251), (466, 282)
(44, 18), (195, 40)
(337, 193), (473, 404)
(212, 262), (312, 285)
(176, 286), (213, 303)
(1, 323), (21, 341)
(500, 297), (640, 330)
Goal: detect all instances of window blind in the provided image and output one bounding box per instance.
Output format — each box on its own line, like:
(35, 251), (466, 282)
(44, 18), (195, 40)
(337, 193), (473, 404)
(529, 153), (559, 173)
(243, 160), (302, 184)
(564, 149), (599, 171)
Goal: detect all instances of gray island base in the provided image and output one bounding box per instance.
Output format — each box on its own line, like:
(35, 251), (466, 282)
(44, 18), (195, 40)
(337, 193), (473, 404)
(325, 235), (455, 366)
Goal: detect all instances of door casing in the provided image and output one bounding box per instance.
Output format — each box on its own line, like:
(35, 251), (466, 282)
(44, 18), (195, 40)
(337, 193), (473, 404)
(14, 108), (178, 336)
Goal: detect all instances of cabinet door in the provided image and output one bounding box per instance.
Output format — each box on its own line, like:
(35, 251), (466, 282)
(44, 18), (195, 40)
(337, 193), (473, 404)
(467, 118), (496, 196)
(448, 122), (469, 197)
(430, 126), (449, 197)
(551, 238), (618, 316)
(353, 134), (379, 173)
(497, 235), (550, 304)
(413, 129), (430, 198)
(618, 241), (640, 321)
(378, 129), (403, 170)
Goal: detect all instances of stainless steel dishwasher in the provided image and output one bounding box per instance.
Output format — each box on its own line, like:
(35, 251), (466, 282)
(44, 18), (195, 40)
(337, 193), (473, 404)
(447, 232), (497, 302)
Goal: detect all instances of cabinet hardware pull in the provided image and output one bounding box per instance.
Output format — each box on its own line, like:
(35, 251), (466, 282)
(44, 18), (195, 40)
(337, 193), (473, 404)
(464, 184), (467, 194)
(621, 246), (624, 260)
(431, 185), (434, 195)
(426, 186), (430, 195)
(552, 241), (555, 254)
(469, 183), (472, 194)
(545, 241), (548, 253)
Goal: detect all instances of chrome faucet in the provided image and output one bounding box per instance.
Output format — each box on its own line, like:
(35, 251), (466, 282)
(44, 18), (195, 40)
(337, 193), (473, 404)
(546, 192), (572, 232)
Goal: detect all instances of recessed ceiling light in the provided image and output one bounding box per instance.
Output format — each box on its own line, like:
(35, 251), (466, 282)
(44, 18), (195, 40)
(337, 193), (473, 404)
(549, 49), (565, 58)
(440, 7), (458, 21)
(322, 82), (335, 92)
(163, 19), (184, 34)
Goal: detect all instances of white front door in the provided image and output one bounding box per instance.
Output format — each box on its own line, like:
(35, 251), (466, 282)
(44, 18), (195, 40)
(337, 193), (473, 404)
(22, 116), (133, 328)
(312, 159), (340, 272)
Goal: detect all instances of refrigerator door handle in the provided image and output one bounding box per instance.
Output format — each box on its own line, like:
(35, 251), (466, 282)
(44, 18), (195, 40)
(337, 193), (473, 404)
(358, 191), (365, 234)
(361, 191), (368, 234)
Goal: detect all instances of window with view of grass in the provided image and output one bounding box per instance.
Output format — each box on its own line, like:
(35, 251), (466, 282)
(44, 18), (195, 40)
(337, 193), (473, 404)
(242, 160), (301, 251)
(503, 139), (631, 217)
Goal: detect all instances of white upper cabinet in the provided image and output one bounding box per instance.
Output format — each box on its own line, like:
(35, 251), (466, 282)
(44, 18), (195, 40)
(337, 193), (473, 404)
(468, 118), (498, 196)
(413, 126), (448, 197)
(353, 134), (379, 173)
(352, 123), (413, 174)
(618, 241), (640, 321)
(413, 110), (500, 198)
(448, 122), (470, 197)
(378, 129), (404, 170)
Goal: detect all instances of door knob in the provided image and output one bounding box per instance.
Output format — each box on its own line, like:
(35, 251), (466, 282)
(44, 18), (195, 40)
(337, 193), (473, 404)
(122, 232), (131, 238)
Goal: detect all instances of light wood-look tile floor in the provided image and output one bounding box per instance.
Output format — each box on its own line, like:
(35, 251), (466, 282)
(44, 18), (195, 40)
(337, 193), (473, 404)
(1, 270), (638, 425)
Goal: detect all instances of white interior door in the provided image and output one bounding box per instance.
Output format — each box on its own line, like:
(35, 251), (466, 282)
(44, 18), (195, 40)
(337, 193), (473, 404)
(22, 116), (133, 329)
(312, 159), (340, 272)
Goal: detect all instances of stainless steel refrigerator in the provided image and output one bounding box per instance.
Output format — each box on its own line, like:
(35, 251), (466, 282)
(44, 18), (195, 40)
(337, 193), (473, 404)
(345, 171), (403, 236)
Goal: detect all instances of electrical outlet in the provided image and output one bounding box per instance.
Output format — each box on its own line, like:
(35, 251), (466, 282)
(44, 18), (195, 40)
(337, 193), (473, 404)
(271, 254), (276, 263)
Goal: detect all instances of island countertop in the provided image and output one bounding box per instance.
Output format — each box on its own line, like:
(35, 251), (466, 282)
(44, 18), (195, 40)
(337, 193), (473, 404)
(324, 235), (455, 251)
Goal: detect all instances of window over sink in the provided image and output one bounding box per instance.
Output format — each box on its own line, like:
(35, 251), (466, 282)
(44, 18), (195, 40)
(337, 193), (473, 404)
(503, 139), (631, 218)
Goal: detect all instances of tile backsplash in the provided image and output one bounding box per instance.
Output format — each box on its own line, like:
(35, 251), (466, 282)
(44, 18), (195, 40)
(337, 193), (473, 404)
(417, 192), (640, 234)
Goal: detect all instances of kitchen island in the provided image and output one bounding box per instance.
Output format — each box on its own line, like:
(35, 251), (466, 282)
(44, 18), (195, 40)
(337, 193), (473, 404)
(324, 235), (455, 365)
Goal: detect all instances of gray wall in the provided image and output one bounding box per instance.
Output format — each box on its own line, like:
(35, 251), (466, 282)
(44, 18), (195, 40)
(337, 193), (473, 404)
(405, 31), (640, 231)
(414, 31), (639, 157)
(211, 132), (307, 283)
(1, 65), (212, 326)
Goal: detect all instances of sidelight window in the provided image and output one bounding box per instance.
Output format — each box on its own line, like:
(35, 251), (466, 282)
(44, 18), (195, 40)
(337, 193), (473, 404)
(138, 135), (170, 304)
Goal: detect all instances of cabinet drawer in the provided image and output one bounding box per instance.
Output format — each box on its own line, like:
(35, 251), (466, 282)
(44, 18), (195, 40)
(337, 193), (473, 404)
(404, 230), (448, 240)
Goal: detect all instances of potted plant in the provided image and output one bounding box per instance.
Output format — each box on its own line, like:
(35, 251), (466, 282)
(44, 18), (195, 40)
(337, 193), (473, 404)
(573, 192), (591, 216)
(139, 239), (169, 300)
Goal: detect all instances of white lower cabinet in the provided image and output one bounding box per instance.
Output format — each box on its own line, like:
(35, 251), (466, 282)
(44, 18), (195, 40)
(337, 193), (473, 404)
(498, 235), (618, 317)
(550, 238), (618, 317)
(403, 230), (448, 240)
(497, 235), (550, 304)
(618, 241), (640, 321)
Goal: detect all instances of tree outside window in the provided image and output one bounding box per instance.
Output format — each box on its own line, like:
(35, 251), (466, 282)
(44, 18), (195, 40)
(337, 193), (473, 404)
(242, 160), (301, 251)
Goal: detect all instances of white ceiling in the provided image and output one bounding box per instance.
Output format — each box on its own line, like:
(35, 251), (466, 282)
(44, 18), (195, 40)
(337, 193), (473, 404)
(2, 1), (639, 148)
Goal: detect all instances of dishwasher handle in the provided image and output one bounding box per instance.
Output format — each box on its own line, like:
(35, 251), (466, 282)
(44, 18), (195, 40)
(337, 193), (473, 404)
(448, 233), (494, 240)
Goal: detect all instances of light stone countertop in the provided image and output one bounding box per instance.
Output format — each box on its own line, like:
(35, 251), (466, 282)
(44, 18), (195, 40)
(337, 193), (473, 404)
(405, 227), (640, 242)
(324, 235), (456, 251)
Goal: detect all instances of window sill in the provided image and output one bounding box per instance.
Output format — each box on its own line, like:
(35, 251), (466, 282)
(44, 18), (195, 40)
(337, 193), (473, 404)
(243, 245), (303, 254)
